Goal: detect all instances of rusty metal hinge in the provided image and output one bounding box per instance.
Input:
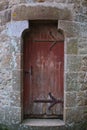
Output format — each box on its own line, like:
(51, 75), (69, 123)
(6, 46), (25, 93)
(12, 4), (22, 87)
(34, 40), (63, 43)
(33, 92), (63, 110)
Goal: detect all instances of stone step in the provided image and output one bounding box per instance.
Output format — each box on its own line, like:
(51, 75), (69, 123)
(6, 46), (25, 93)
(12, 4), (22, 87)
(8, 119), (84, 130)
(21, 119), (66, 130)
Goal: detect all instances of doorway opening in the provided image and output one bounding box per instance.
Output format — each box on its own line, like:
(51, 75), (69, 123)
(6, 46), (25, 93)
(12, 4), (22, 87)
(23, 20), (64, 120)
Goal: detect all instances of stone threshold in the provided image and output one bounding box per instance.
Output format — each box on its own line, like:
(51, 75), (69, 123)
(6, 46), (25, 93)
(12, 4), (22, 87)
(22, 119), (65, 127)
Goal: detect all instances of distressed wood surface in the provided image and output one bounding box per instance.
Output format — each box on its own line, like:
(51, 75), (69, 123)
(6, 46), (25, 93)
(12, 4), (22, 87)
(23, 23), (64, 119)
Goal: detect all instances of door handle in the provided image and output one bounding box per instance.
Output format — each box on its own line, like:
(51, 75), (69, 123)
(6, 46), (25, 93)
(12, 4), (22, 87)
(24, 66), (33, 76)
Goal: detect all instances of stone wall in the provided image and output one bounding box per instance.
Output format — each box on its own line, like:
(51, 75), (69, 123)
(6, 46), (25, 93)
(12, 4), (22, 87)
(59, 20), (87, 124)
(0, 0), (87, 129)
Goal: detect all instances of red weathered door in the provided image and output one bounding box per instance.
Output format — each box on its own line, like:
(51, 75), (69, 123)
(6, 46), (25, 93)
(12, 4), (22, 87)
(23, 23), (64, 119)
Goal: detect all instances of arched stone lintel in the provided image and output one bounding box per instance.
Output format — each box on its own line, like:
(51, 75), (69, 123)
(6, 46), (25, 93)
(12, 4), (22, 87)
(11, 3), (74, 21)
(6, 20), (29, 37)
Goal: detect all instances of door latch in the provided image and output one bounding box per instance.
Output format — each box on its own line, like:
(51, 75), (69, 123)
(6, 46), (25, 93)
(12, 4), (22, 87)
(24, 66), (33, 76)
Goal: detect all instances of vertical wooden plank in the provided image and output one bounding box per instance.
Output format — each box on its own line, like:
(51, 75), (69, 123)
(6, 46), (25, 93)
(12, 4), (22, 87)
(23, 23), (64, 118)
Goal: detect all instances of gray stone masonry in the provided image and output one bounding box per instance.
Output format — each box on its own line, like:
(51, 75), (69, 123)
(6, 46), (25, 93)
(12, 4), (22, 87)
(0, 0), (87, 130)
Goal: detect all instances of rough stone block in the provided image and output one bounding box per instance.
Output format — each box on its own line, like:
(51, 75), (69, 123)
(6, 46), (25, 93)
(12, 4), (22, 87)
(84, 98), (87, 106)
(67, 55), (87, 72)
(0, 0), (9, 11)
(0, 90), (10, 107)
(11, 3), (74, 21)
(83, 106), (87, 120)
(0, 34), (10, 43)
(0, 54), (11, 69)
(10, 37), (21, 53)
(36, 0), (53, 2)
(74, 3), (83, 14)
(83, 6), (87, 14)
(80, 56), (87, 71)
(78, 37), (87, 54)
(65, 107), (83, 123)
(54, 0), (66, 3)
(78, 72), (87, 91)
(80, 23), (87, 37)
(5, 107), (21, 124)
(77, 90), (87, 106)
(12, 70), (21, 91)
(66, 92), (76, 107)
(0, 34), (12, 55)
(58, 20), (81, 37)
(82, 0), (87, 7)
(68, 0), (81, 4)
(9, 0), (21, 7)
(10, 92), (21, 107)
(66, 38), (78, 54)
(7, 21), (28, 37)
(0, 69), (12, 91)
(0, 9), (11, 25)
(0, 36), (22, 69)
(66, 55), (82, 72)
(66, 73), (78, 91)
(0, 25), (6, 34)
(75, 14), (87, 22)
(0, 109), (5, 123)
(76, 91), (85, 106)
(62, 22), (87, 39)
(11, 53), (21, 69)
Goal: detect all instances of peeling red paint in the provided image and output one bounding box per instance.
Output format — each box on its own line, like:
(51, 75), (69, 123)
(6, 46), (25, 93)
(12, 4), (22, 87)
(23, 23), (64, 119)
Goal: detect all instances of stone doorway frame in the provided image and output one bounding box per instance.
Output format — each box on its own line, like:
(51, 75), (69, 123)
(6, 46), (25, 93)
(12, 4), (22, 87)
(6, 2), (77, 124)
(22, 20), (64, 120)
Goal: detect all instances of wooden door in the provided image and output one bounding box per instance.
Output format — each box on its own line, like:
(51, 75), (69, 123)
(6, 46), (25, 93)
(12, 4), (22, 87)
(23, 22), (64, 119)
